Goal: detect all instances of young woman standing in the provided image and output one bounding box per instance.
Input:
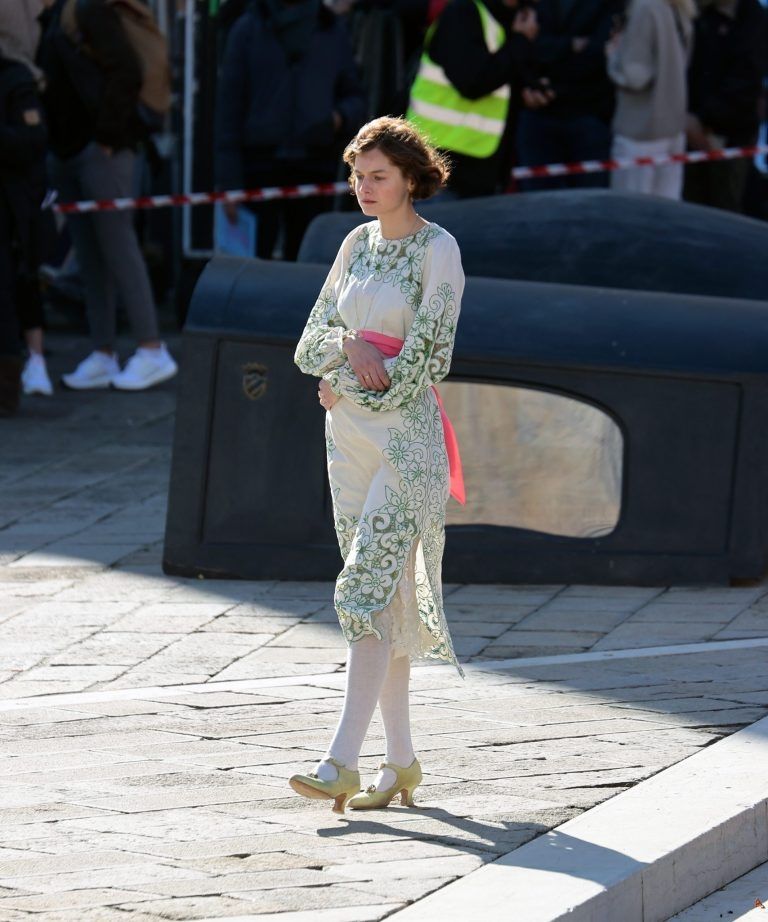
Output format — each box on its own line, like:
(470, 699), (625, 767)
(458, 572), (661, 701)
(292, 116), (465, 813)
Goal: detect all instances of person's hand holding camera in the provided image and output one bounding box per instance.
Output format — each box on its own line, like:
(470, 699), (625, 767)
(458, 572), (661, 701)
(522, 77), (555, 109)
(513, 6), (539, 41)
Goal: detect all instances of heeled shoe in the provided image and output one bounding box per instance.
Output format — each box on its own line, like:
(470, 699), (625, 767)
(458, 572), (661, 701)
(347, 757), (423, 810)
(289, 757), (361, 814)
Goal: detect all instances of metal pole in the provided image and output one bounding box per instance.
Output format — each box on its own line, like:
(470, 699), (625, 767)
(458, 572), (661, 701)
(182, 0), (196, 258)
(154, 0), (169, 36)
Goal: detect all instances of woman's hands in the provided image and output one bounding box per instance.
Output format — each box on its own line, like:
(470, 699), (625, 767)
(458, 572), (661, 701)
(317, 331), (392, 411)
(342, 333), (391, 391)
(319, 379), (340, 411)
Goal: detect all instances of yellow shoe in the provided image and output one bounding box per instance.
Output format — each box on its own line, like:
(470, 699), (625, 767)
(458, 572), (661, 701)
(289, 757), (361, 814)
(347, 758), (423, 810)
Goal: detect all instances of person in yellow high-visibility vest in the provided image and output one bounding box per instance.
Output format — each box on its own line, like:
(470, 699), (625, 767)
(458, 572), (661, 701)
(407, 0), (547, 197)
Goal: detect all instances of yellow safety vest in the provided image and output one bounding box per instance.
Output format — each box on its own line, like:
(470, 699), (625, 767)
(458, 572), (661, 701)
(407, 0), (510, 159)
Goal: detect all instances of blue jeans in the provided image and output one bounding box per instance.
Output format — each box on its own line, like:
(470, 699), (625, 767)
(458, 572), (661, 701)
(516, 110), (612, 192)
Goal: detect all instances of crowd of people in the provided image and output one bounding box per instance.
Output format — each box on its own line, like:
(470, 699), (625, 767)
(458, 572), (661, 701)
(0, 0), (176, 418)
(0, 0), (765, 417)
(216, 0), (766, 254)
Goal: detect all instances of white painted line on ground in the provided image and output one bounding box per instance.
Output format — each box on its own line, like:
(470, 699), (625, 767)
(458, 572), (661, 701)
(471, 636), (768, 671)
(195, 905), (403, 922)
(388, 713), (768, 922)
(0, 637), (766, 712)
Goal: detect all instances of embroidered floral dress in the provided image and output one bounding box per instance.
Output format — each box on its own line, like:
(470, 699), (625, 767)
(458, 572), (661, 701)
(294, 221), (465, 674)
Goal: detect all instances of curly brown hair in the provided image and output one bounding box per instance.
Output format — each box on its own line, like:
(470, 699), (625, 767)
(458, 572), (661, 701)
(343, 116), (451, 201)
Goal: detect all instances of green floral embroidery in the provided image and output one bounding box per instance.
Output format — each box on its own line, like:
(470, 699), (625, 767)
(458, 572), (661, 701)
(294, 270), (346, 377)
(332, 382), (455, 667)
(297, 224), (463, 674)
(331, 486), (359, 562)
(347, 224), (439, 310)
(326, 266), (458, 415)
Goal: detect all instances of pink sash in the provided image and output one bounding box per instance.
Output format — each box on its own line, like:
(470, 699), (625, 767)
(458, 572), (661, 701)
(358, 329), (466, 505)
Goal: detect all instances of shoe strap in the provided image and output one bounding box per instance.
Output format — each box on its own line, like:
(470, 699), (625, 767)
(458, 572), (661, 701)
(379, 760), (408, 772)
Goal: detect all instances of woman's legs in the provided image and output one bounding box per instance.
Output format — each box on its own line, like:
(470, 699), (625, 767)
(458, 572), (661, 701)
(315, 633), (392, 780)
(317, 638), (417, 794)
(374, 651), (416, 791)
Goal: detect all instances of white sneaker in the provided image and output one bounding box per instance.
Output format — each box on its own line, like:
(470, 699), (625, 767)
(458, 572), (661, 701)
(111, 343), (178, 391)
(61, 351), (120, 390)
(21, 354), (54, 396)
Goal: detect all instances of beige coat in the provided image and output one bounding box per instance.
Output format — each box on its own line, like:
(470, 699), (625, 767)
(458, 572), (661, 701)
(0, 0), (46, 86)
(607, 0), (694, 141)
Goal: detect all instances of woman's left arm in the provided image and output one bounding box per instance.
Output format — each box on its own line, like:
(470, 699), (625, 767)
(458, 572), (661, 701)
(324, 232), (464, 412)
(605, 5), (656, 92)
(294, 235), (351, 377)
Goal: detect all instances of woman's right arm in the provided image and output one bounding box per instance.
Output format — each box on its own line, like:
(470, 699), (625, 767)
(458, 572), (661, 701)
(294, 238), (350, 377)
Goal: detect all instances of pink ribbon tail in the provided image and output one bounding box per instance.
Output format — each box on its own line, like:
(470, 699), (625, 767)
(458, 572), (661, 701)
(432, 387), (466, 505)
(357, 329), (466, 505)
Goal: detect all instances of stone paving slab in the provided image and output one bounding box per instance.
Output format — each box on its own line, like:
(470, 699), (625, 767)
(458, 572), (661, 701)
(387, 710), (768, 922)
(1, 333), (768, 918)
(0, 646), (767, 918)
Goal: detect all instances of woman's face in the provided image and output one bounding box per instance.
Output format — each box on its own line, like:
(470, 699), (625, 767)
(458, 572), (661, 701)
(353, 147), (413, 218)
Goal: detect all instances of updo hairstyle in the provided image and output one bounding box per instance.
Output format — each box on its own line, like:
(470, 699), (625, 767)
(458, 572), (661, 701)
(343, 116), (451, 200)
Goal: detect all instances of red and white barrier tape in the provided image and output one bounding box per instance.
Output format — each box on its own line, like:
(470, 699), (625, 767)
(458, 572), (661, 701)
(511, 144), (766, 181)
(52, 144), (768, 214)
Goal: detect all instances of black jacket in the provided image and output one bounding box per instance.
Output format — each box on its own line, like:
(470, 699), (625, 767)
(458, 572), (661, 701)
(215, 0), (366, 189)
(0, 59), (47, 274)
(688, 0), (766, 145)
(524, 0), (622, 122)
(38, 0), (144, 159)
(428, 0), (532, 101)
(426, 0), (533, 194)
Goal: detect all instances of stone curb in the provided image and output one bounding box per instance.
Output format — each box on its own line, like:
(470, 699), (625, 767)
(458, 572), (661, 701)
(388, 713), (768, 922)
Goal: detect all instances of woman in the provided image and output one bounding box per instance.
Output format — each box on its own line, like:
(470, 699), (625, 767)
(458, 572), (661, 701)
(0, 0), (53, 399)
(605, 0), (695, 199)
(292, 116), (465, 813)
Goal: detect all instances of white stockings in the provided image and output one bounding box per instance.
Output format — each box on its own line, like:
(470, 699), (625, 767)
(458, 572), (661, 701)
(374, 650), (415, 791)
(316, 635), (416, 791)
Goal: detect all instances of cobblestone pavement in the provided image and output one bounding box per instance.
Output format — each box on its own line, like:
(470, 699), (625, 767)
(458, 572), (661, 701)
(0, 333), (767, 920)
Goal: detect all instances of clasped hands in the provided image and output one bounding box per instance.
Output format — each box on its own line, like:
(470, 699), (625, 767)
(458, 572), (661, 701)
(318, 332), (391, 411)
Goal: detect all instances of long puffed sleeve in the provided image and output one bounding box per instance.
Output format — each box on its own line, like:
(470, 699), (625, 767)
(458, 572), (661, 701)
(294, 232), (355, 377)
(324, 231), (464, 412)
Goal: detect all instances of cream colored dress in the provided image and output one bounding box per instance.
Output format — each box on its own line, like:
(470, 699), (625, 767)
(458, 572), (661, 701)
(294, 220), (464, 674)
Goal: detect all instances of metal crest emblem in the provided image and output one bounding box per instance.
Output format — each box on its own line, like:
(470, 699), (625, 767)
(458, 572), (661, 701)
(242, 363), (268, 401)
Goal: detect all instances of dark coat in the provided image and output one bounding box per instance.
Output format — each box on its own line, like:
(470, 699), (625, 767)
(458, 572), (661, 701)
(428, 0), (532, 100)
(214, 0), (366, 189)
(524, 0), (622, 122)
(0, 58), (47, 276)
(424, 0), (533, 195)
(688, 0), (766, 145)
(38, 0), (144, 159)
